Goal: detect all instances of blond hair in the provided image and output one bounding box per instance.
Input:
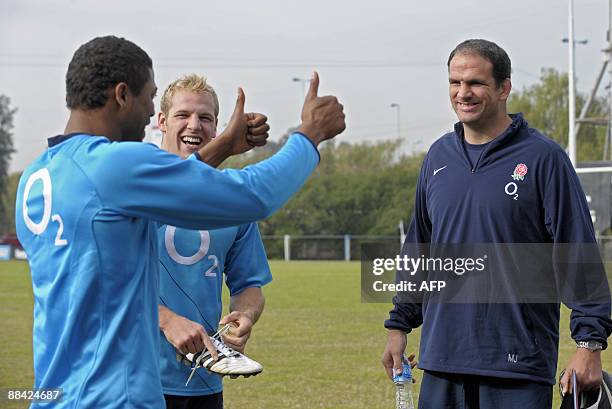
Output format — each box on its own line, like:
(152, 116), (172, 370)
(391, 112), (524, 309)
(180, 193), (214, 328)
(160, 73), (219, 118)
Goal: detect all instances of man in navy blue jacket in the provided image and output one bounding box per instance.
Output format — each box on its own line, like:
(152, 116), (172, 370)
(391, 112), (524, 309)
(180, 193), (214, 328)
(382, 39), (612, 408)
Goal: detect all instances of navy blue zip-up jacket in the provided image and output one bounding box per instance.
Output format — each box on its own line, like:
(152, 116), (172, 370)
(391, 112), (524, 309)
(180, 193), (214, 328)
(385, 113), (612, 385)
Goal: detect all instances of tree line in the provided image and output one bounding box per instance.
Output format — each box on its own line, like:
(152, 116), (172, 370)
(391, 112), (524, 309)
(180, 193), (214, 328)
(0, 68), (609, 236)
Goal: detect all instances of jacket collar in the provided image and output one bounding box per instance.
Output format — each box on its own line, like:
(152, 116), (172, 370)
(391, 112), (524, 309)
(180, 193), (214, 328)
(48, 133), (96, 148)
(453, 113), (528, 170)
(453, 113), (526, 145)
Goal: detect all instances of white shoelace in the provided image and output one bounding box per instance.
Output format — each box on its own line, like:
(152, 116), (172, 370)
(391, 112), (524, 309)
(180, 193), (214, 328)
(185, 324), (236, 386)
(211, 335), (238, 357)
(210, 323), (239, 357)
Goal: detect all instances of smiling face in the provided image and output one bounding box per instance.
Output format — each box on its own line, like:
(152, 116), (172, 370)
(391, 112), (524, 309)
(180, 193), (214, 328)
(448, 52), (511, 131)
(159, 89), (217, 158)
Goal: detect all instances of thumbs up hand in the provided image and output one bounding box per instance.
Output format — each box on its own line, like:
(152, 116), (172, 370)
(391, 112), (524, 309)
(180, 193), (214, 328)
(217, 87), (270, 156)
(297, 72), (346, 146)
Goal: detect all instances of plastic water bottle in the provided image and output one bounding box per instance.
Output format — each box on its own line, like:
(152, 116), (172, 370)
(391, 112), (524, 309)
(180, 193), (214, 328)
(393, 356), (415, 409)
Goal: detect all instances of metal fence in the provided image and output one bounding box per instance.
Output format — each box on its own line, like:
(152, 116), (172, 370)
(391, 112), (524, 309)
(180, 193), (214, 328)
(261, 235), (402, 261)
(262, 235), (612, 262)
(2, 235), (611, 263)
(599, 236), (612, 262)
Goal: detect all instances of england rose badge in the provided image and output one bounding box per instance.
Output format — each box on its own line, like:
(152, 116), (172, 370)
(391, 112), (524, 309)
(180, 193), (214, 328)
(511, 163), (528, 181)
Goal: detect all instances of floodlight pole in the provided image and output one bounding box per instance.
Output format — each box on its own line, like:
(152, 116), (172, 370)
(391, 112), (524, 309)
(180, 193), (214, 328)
(292, 77), (310, 101)
(574, 0), (612, 162)
(390, 103), (400, 139)
(568, 0), (577, 166)
(293, 77), (311, 121)
(608, 0), (612, 160)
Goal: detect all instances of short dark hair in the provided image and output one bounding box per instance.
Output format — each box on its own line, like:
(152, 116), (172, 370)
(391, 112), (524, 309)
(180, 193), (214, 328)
(66, 36), (153, 109)
(447, 39), (511, 86)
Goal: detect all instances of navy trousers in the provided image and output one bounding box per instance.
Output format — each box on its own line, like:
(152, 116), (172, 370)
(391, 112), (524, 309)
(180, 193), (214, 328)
(418, 370), (553, 409)
(164, 392), (223, 409)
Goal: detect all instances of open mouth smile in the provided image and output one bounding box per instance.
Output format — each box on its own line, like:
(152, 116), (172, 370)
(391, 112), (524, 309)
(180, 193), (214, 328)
(457, 101), (480, 112)
(181, 136), (202, 146)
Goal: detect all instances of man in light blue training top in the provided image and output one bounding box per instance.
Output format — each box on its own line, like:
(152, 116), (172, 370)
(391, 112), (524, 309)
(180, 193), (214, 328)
(15, 35), (345, 409)
(156, 73), (272, 409)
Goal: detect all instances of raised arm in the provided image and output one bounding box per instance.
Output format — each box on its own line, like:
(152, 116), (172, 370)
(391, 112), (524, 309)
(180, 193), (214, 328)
(92, 72), (345, 231)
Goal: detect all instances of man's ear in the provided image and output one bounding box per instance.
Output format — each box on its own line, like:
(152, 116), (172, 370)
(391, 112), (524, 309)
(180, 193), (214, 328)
(499, 78), (512, 101)
(158, 111), (167, 133)
(114, 82), (130, 108)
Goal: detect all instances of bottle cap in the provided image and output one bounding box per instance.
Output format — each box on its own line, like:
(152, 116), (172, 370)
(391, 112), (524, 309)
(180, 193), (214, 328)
(392, 361), (412, 383)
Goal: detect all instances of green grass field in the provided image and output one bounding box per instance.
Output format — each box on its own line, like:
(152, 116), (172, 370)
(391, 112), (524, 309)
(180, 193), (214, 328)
(1, 260), (611, 408)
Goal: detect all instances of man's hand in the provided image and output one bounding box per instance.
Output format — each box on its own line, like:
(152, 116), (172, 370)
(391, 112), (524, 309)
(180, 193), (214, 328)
(158, 306), (218, 361)
(218, 311), (254, 353)
(382, 329), (408, 380)
(297, 72), (346, 146)
(217, 88), (270, 155)
(245, 112), (269, 148)
(560, 348), (602, 394)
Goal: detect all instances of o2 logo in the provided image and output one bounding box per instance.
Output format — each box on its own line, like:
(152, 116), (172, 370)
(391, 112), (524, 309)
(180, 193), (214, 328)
(504, 182), (518, 200)
(22, 168), (68, 246)
(504, 163), (528, 201)
(164, 226), (218, 277)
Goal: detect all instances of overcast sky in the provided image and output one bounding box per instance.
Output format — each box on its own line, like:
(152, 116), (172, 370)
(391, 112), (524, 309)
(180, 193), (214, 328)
(1, 0), (610, 172)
